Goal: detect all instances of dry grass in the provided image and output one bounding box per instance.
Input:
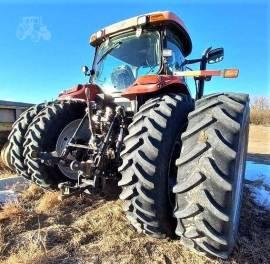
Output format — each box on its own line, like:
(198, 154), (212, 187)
(3, 242), (48, 264)
(72, 200), (214, 264)
(21, 184), (44, 201)
(0, 225), (8, 256)
(232, 188), (270, 263)
(0, 201), (26, 221)
(35, 191), (61, 214)
(248, 125), (270, 155)
(0, 181), (268, 264)
(0, 160), (14, 179)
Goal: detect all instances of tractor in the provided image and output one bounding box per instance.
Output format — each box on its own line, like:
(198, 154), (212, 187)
(6, 11), (249, 259)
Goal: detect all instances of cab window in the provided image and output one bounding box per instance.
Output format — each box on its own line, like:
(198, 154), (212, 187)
(166, 30), (185, 74)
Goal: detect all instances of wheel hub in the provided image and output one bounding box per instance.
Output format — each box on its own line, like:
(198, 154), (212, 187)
(56, 119), (90, 180)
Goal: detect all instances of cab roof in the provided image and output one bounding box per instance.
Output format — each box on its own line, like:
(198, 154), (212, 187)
(90, 11), (192, 56)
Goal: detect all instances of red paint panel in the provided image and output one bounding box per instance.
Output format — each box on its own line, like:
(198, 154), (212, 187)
(121, 75), (188, 99)
(58, 84), (101, 101)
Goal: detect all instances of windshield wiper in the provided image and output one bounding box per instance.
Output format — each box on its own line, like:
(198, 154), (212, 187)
(97, 41), (122, 65)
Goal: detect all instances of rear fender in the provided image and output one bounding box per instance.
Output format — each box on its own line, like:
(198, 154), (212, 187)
(58, 84), (101, 101)
(121, 75), (190, 99)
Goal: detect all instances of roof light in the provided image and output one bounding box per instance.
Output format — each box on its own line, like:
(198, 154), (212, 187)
(96, 30), (103, 38)
(137, 15), (147, 26)
(90, 33), (97, 43)
(149, 13), (165, 22)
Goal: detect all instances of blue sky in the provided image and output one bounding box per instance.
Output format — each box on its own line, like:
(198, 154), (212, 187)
(0, 0), (269, 103)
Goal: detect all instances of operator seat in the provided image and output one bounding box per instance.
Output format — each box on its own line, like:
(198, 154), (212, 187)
(111, 65), (135, 91)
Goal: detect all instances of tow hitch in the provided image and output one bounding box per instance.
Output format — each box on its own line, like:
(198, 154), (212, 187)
(32, 105), (126, 198)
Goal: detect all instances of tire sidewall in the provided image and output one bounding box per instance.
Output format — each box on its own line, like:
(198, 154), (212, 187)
(229, 104), (250, 252)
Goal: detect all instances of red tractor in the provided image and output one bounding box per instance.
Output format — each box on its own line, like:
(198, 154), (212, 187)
(7, 11), (249, 258)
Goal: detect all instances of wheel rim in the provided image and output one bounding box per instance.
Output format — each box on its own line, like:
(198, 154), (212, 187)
(56, 119), (90, 180)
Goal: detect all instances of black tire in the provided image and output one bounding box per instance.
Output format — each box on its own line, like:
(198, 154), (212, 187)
(173, 93), (249, 258)
(8, 103), (47, 178)
(119, 93), (194, 237)
(0, 141), (12, 170)
(23, 101), (85, 189)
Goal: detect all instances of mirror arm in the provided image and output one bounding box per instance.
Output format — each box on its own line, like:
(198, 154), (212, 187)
(196, 47), (212, 100)
(183, 58), (202, 66)
(89, 69), (95, 84)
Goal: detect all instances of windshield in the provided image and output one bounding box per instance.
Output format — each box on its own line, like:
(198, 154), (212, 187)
(92, 30), (161, 93)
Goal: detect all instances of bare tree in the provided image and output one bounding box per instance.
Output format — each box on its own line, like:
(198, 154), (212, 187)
(250, 96), (270, 125)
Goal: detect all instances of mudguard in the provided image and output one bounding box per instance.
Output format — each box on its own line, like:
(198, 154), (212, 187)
(57, 76), (190, 101)
(121, 75), (190, 99)
(58, 84), (101, 101)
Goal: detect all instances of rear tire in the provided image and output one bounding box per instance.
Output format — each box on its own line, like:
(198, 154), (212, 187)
(8, 103), (47, 178)
(0, 141), (12, 170)
(119, 93), (194, 237)
(173, 93), (249, 258)
(23, 101), (85, 189)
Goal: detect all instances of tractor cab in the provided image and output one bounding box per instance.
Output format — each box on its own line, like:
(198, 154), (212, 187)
(80, 11), (237, 101)
(87, 11), (192, 95)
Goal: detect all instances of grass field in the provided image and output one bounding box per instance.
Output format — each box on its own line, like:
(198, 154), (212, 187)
(248, 125), (270, 155)
(0, 124), (269, 264)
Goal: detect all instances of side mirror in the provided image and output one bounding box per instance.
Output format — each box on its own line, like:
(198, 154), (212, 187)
(82, 66), (95, 77)
(207, 48), (224, 64)
(82, 65), (90, 76)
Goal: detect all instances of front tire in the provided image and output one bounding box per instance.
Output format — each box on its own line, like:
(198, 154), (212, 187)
(119, 93), (194, 237)
(173, 93), (249, 258)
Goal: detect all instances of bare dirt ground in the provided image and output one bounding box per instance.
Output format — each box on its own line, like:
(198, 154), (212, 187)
(0, 124), (269, 264)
